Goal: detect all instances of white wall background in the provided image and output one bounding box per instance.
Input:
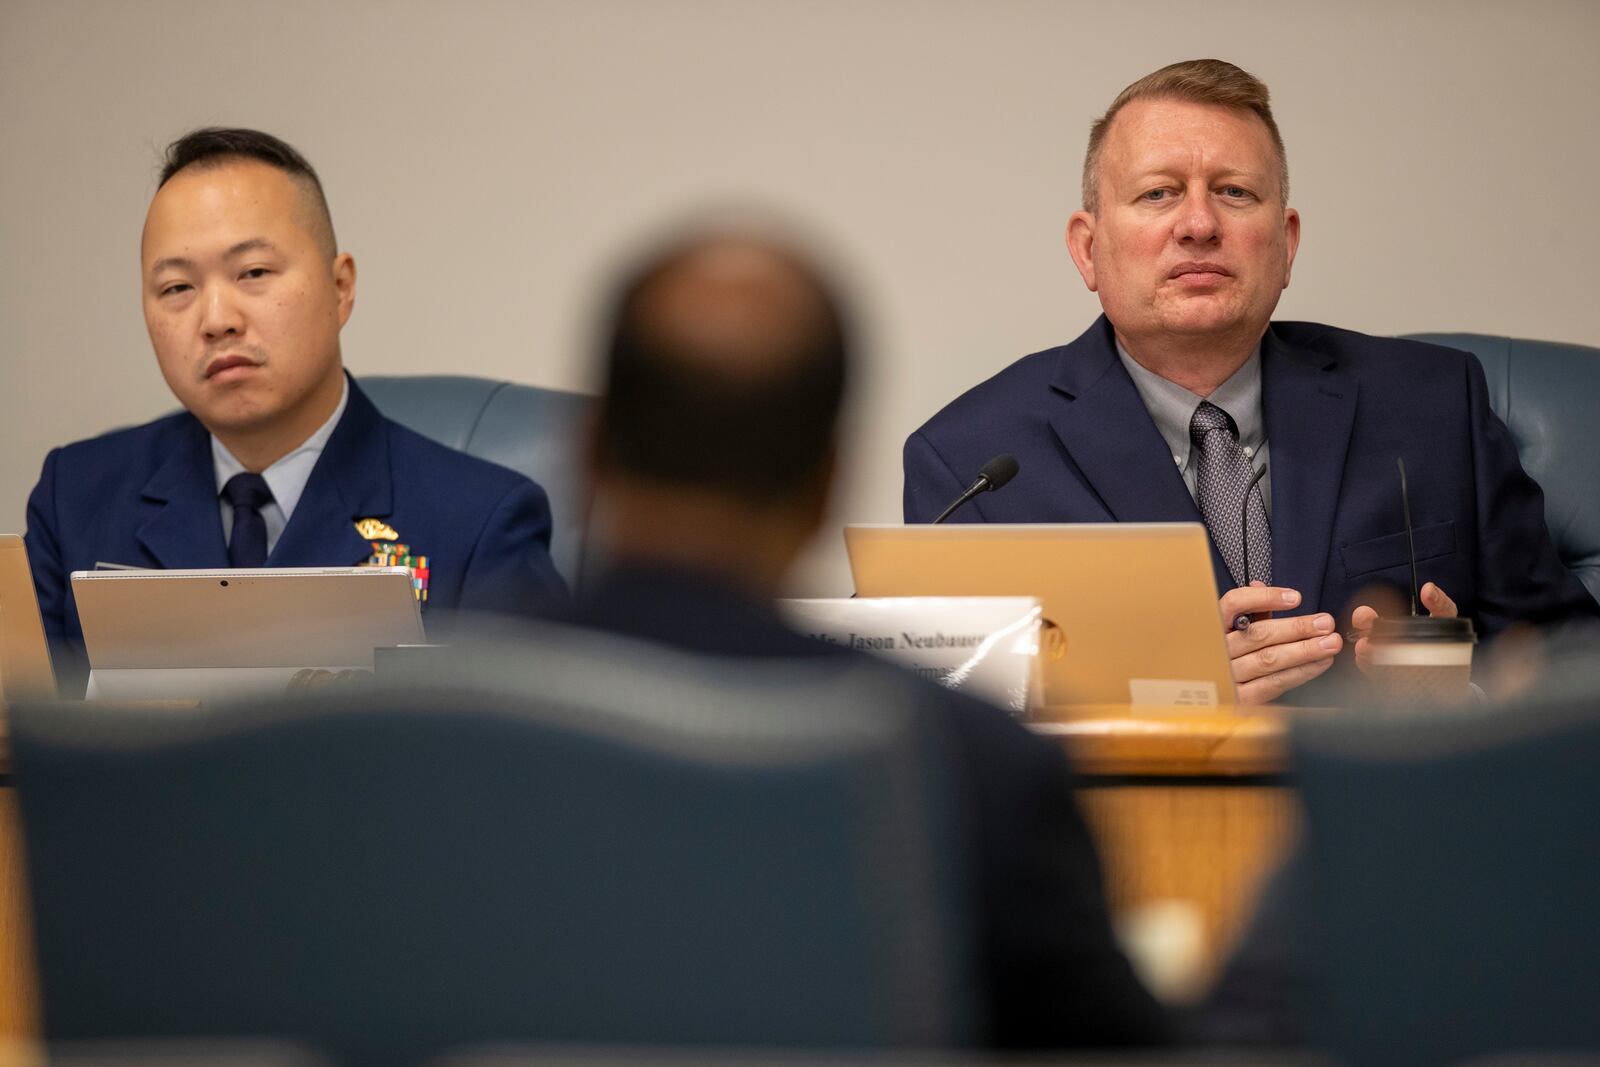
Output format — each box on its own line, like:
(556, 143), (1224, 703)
(3, 0), (1597, 593)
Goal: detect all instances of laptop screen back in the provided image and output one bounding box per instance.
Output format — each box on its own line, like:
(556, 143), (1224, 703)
(846, 523), (1235, 707)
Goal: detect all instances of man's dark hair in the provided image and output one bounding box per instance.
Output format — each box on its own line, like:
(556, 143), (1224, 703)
(158, 127), (337, 254)
(597, 234), (851, 503)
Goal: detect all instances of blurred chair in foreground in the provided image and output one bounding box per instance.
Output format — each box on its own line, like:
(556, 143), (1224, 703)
(25, 1041), (332, 1067)
(429, 1047), (1335, 1067)
(11, 627), (974, 1066)
(1292, 678), (1600, 1067)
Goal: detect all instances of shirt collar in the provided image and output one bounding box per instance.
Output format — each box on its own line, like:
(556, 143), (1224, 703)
(211, 376), (350, 522)
(1115, 339), (1264, 473)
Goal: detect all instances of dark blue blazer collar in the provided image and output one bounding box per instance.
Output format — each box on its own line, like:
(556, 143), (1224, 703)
(1046, 316), (1357, 602)
(1045, 316), (1216, 586)
(136, 374), (392, 570)
(567, 562), (828, 660)
(135, 416), (230, 569)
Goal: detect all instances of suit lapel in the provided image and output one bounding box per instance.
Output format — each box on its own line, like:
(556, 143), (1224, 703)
(1046, 318), (1204, 524)
(135, 416), (231, 569)
(1261, 328), (1358, 609)
(268, 378), (394, 568)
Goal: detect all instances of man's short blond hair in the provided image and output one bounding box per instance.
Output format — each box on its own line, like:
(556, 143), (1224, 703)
(1081, 59), (1288, 213)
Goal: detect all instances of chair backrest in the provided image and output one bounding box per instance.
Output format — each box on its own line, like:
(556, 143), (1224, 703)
(40, 1041), (333, 1067)
(1292, 692), (1600, 1067)
(12, 627), (974, 1066)
(359, 376), (592, 588)
(1402, 334), (1600, 604)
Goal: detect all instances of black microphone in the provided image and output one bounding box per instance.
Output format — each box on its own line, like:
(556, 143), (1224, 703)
(932, 454), (1019, 524)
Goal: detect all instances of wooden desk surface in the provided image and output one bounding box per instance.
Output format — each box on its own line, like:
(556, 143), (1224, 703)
(1029, 704), (1299, 992)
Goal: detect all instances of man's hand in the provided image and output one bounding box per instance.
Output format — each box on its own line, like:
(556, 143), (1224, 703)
(1220, 581), (1343, 705)
(1350, 581), (1458, 671)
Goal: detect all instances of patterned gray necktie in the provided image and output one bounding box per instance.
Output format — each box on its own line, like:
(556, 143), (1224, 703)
(1189, 400), (1271, 587)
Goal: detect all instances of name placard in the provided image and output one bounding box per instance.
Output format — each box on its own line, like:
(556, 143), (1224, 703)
(780, 596), (1041, 716)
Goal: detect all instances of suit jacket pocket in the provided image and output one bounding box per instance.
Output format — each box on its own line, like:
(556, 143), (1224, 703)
(1340, 520), (1456, 580)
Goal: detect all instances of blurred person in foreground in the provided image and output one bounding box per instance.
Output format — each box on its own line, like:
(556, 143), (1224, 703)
(25, 127), (566, 693)
(557, 224), (1174, 1047)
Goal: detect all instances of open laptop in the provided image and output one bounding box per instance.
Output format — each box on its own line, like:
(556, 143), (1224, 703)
(845, 523), (1235, 708)
(72, 566), (425, 702)
(0, 534), (57, 703)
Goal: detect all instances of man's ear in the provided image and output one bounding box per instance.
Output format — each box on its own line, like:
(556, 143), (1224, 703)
(333, 253), (357, 326)
(1066, 212), (1098, 292)
(1281, 208), (1301, 289)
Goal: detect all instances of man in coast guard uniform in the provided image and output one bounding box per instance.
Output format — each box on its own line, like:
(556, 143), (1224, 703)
(25, 128), (565, 692)
(903, 60), (1597, 704)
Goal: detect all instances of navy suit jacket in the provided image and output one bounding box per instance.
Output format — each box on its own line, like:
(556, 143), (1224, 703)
(26, 375), (567, 691)
(905, 316), (1597, 638)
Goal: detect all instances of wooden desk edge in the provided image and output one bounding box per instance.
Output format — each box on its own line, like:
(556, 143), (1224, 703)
(1032, 704), (1292, 777)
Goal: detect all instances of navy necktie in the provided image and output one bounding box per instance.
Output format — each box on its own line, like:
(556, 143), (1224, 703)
(222, 472), (274, 568)
(1190, 400), (1271, 587)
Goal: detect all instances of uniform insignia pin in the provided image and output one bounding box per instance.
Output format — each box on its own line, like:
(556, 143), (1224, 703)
(355, 518), (399, 541)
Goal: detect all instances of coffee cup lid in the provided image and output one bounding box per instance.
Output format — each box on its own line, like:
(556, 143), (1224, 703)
(1368, 615), (1477, 644)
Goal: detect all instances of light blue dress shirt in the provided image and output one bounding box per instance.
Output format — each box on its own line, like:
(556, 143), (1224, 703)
(212, 378), (350, 555)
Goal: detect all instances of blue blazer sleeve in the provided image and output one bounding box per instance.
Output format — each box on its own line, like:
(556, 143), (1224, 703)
(904, 429), (972, 524)
(24, 447), (69, 644)
(455, 476), (569, 620)
(23, 447), (86, 692)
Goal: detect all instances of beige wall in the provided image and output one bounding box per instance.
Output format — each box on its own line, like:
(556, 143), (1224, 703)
(3, 0), (1597, 594)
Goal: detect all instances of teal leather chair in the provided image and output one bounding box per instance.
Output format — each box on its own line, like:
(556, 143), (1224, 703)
(13, 627), (975, 1064)
(1403, 334), (1600, 605)
(1293, 675), (1600, 1066)
(361, 376), (591, 588)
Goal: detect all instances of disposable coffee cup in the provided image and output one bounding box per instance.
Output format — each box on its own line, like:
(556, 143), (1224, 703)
(1366, 615), (1477, 705)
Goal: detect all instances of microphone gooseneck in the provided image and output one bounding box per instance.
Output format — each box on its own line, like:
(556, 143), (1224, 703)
(932, 453), (1020, 524)
(1239, 460), (1269, 589)
(1397, 456), (1420, 615)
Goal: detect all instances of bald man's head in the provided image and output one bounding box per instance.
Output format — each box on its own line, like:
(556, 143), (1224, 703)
(596, 232), (851, 502)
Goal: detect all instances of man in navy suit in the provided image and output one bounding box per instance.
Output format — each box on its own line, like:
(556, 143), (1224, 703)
(25, 128), (565, 692)
(904, 59), (1597, 704)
